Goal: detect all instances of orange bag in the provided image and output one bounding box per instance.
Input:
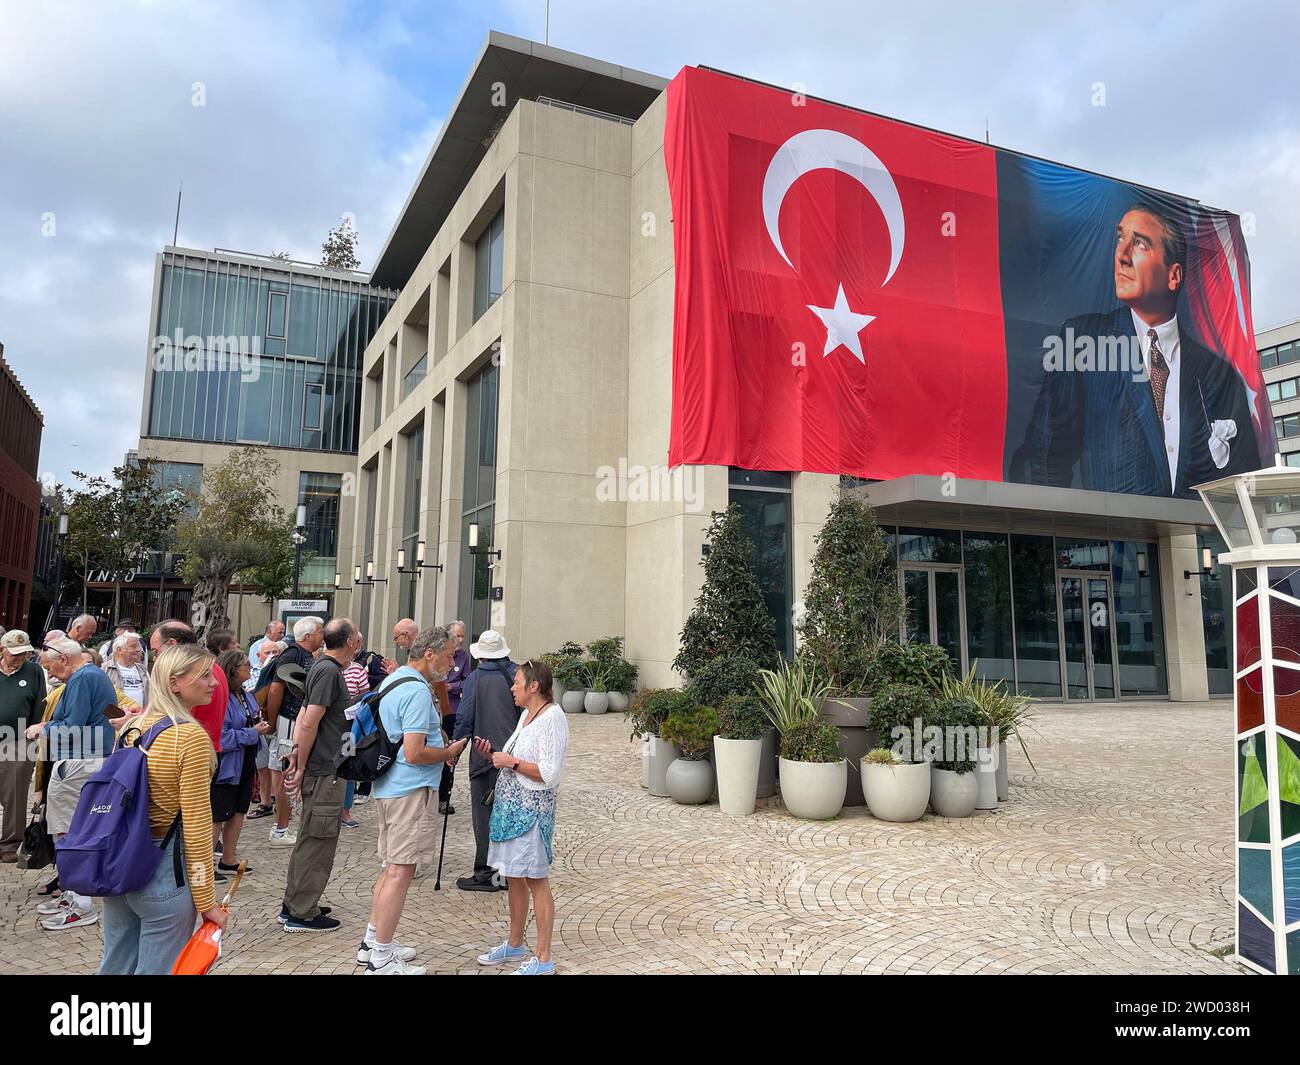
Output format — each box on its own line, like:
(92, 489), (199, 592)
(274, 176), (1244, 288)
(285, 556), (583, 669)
(171, 860), (246, 975)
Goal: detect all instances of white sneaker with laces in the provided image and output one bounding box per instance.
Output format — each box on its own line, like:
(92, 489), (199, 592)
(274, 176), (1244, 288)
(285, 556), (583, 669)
(36, 895), (71, 916)
(365, 953), (427, 975)
(356, 941), (418, 965)
(269, 828), (297, 846)
(41, 905), (98, 931)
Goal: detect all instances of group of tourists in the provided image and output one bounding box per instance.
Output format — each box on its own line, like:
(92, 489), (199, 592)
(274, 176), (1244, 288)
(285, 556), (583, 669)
(0, 609), (570, 975)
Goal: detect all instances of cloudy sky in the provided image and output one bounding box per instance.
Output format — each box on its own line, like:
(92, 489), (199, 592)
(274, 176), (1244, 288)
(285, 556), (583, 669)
(3, 0), (1297, 489)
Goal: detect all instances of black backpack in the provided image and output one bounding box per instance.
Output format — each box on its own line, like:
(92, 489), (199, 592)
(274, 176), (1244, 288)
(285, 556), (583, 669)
(255, 645), (313, 721)
(334, 676), (423, 783)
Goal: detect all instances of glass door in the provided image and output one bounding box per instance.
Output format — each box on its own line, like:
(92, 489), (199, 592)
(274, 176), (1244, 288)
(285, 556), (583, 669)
(901, 566), (966, 673)
(1058, 573), (1118, 699)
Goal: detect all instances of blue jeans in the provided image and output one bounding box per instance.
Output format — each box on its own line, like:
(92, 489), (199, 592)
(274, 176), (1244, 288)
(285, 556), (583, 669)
(99, 836), (198, 975)
(344, 778), (355, 810)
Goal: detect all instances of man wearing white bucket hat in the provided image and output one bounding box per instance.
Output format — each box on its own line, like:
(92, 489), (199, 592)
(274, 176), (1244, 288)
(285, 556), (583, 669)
(452, 630), (519, 892)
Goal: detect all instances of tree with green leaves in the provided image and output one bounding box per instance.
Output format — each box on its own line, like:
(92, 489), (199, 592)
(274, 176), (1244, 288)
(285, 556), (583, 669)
(320, 215), (360, 271)
(674, 504), (779, 680)
(59, 459), (189, 620)
(175, 447), (297, 638)
(797, 492), (902, 695)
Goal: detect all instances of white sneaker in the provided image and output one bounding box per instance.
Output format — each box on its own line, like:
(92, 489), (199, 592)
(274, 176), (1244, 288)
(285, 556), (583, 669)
(269, 828), (297, 846)
(41, 905), (98, 931)
(364, 953), (426, 975)
(353, 794), (370, 806)
(36, 895), (72, 916)
(356, 941), (418, 965)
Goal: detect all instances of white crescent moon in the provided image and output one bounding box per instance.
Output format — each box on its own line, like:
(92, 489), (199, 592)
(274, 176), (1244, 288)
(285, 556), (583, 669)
(762, 128), (905, 285)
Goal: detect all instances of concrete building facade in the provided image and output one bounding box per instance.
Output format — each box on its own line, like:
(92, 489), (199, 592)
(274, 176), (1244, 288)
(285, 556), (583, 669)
(342, 32), (1260, 702)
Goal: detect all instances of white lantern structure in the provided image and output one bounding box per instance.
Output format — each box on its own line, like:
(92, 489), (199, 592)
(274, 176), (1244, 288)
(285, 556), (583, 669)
(1195, 461), (1300, 976)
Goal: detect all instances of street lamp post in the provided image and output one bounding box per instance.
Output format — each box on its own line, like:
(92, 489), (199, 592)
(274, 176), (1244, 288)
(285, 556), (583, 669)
(51, 513), (68, 634)
(1194, 459), (1300, 976)
(291, 504), (307, 597)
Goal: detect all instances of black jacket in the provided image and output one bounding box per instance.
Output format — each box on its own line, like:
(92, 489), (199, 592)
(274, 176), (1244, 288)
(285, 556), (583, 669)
(452, 659), (520, 778)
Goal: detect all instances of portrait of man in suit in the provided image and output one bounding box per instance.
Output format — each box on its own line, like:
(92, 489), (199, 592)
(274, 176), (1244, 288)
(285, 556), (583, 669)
(1008, 203), (1257, 498)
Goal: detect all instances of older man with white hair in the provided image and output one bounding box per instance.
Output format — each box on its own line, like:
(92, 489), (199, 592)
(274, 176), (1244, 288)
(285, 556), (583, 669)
(258, 616), (323, 847)
(66, 614), (98, 648)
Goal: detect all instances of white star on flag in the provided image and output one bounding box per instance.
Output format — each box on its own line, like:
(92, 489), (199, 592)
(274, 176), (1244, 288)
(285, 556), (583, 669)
(808, 283), (875, 364)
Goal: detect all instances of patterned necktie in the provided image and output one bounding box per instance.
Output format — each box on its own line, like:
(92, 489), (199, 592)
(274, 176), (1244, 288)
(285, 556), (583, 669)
(1147, 329), (1169, 425)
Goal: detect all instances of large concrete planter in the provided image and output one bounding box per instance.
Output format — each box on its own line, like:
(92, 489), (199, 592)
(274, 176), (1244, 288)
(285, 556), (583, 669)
(974, 748), (998, 810)
(640, 735), (651, 789)
(819, 696), (875, 807)
(862, 759), (930, 822)
(554, 681), (567, 706)
(929, 766), (978, 818)
(561, 689), (587, 714)
(584, 691), (610, 715)
(757, 728), (778, 799)
(778, 757), (847, 821)
(647, 735), (679, 797)
(714, 736), (762, 816)
(607, 691), (629, 713)
(666, 758), (714, 805)
(996, 739), (1009, 802)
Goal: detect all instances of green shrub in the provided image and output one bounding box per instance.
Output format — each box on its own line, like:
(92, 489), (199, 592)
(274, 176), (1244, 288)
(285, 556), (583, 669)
(780, 720), (842, 764)
(686, 655), (758, 707)
(864, 747), (902, 766)
(931, 695), (980, 774)
(628, 687), (693, 741)
(756, 658), (830, 736)
(660, 705), (721, 760)
(867, 641), (953, 694)
(867, 683), (938, 764)
(717, 693), (767, 741)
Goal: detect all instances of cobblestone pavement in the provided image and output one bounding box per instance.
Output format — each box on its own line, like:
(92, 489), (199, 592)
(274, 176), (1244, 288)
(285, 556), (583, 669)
(0, 701), (1240, 975)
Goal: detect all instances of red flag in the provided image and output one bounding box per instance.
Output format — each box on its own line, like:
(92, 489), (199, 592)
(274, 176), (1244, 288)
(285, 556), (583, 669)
(665, 66), (1006, 479)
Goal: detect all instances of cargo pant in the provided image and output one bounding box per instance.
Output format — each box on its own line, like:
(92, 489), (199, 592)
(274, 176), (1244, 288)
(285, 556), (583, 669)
(282, 774), (345, 920)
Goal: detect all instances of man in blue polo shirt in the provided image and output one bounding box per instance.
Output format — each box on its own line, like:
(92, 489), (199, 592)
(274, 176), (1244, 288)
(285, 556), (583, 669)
(358, 625), (466, 975)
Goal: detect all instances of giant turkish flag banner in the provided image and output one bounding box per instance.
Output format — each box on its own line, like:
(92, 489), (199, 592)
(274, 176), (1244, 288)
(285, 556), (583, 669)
(665, 66), (1007, 479)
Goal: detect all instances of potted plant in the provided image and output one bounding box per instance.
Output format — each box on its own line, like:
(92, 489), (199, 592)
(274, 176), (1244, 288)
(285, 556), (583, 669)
(714, 693), (767, 816)
(584, 661), (611, 715)
(544, 640), (585, 708)
(776, 720), (847, 820)
(938, 663), (1037, 805)
(685, 654), (779, 798)
(554, 655), (588, 714)
(660, 705), (719, 805)
(865, 683), (936, 822)
(861, 748), (930, 822)
(630, 688), (692, 796)
(928, 695), (980, 818)
(588, 636), (637, 712)
(758, 661), (844, 820)
(798, 494), (903, 807)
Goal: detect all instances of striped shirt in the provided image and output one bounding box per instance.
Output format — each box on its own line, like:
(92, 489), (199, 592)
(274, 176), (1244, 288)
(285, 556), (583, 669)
(121, 717), (218, 913)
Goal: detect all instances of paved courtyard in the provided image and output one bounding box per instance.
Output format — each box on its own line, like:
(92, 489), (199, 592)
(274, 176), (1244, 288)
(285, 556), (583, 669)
(1, 700), (1241, 975)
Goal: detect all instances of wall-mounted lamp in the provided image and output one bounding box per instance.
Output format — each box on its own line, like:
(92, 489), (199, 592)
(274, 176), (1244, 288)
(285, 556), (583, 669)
(467, 522), (501, 560)
(1136, 550), (1148, 577)
(356, 560), (386, 587)
(398, 539), (444, 576)
(1185, 546), (1216, 580)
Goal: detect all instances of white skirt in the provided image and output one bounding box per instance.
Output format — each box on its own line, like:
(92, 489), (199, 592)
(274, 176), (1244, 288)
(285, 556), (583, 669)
(488, 823), (551, 880)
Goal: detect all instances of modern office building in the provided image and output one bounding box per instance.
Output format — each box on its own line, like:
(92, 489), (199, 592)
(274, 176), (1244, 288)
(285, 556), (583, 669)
(340, 31), (1269, 702)
(0, 343), (44, 631)
(129, 247), (396, 632)
(1261, 318), (1300, 467)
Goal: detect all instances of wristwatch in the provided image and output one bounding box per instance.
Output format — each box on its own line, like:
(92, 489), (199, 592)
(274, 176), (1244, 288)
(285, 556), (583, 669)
(514, 757), (522, 771)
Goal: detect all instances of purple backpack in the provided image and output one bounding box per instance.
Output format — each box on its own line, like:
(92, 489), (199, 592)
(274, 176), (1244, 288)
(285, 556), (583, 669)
(55, 718), (184, 897)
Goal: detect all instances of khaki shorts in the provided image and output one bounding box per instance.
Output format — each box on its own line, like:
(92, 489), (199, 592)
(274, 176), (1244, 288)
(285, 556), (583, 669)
(376, 787), (438, 867)
(46, 758), (104, 836)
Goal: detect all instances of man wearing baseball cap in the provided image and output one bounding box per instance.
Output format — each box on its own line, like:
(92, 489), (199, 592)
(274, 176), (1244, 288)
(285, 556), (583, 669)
(0, 631), (45, 862)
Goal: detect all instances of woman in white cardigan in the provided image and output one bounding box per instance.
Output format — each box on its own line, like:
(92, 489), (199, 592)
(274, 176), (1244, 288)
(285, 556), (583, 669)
(473, 659), (569, 976)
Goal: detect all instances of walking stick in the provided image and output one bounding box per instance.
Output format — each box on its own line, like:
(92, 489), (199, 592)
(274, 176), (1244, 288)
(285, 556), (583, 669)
(434, 798), (451, 890)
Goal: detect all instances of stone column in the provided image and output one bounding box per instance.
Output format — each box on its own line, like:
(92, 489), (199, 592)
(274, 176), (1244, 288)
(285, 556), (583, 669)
(1156, 525), (1209, 701)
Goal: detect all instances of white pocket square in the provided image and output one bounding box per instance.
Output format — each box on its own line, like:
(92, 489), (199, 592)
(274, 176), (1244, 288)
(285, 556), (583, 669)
(1209, 419), (1237, 469)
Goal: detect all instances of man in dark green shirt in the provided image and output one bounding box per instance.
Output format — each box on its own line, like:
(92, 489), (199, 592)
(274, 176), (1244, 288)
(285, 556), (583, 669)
(0, 631), (46, 861)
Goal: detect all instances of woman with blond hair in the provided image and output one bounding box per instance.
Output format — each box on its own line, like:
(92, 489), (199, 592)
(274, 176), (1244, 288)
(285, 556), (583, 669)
(99, 644), (225, 975)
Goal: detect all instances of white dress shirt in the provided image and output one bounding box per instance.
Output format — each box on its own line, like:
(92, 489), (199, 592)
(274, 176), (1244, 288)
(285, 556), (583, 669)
(1134, 310), (1181, 491)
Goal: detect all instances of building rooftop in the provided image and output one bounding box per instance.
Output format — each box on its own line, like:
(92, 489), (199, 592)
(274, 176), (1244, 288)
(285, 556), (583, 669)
(369, 31), (668, 289)
(0, 343), (44, 425)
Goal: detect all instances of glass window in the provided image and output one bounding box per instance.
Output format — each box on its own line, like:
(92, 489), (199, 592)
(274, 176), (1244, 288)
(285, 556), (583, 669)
(1011, 534), (1062, 697)
(1285, 380), (1298, 401)
(1261, 348), (1277, 369)
(730, 476), (794, 659)
(963, 532), (1014, 688)
(1287, 454), (1300, 469)
(898, 527), (960, 564)
(473, 210), (505, 321)
(1269, 383), (1282, 403)
(402, 353), (427, 398)
(460, 362), (500, 642)
(730, 469), (792, 490)
(237, 363), (274, 443)
(298, 472), (341, 560)
(1057, 538), (1109, 570)
(1198, 529), (1231, 695)
(1280, 343), (1296, 367)
(303, 382), (323, 431)
(288, 284), (320, 357)
(1111, 541), (1167, 696)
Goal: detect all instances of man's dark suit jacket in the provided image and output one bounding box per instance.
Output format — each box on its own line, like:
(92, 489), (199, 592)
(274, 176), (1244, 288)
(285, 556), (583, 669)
(1008, 307), (1258, 498)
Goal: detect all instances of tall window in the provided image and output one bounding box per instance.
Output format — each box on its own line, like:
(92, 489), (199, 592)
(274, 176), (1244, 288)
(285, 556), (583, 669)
(401, 424), (424, 621)
(298, 472), (341, 593)
(473, 210), (505, 321)
(459, 363), (499, 641)
(1200, 529), (1232, 695)
(728, 469), (794, 659)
